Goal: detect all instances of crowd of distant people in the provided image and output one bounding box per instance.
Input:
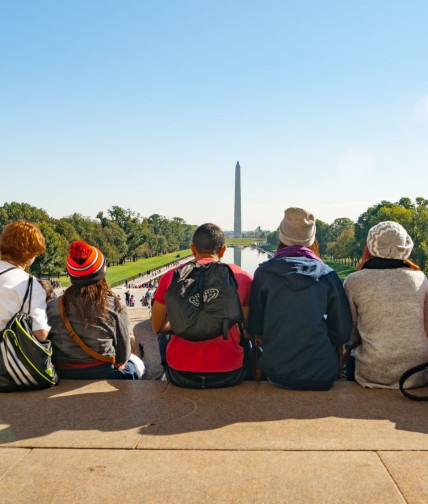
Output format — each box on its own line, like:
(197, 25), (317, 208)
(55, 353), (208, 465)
(0, 209), (427, 393)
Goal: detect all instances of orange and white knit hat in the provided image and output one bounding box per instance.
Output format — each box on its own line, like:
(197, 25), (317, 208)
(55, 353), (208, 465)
(66, 241), (106, 285)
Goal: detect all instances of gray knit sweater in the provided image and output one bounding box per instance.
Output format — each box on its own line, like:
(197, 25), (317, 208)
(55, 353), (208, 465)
(47, 294), (131, 365)
(344, 268), (428, 389)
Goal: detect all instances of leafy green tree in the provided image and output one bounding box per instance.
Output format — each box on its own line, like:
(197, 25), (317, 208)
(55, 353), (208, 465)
(398, 197), (414, 210)
(354, 198), (428, 272)
(354, 200), (394, 254)
(51, 218), (81, 244)
(63, 213), (97, 241)
(333, 227), (356, 259)
(32, 222), (68, 277)
(327, 217), (354, 243)
(0, 202), (50, 229)
(315, 220), (329, 256)
(267, 229), (279, 247)
(103, 221), (128, 258)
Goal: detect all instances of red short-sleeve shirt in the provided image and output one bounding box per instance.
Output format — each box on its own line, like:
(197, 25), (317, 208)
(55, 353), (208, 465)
(154, 258), (252, 373)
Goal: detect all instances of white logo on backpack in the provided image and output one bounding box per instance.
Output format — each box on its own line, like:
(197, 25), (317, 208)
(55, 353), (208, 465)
(188, 289), (220, 307)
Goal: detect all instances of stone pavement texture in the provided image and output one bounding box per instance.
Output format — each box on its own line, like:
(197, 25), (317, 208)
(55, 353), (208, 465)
(1, 380), (427, 503)
(1, 309), (427, 503)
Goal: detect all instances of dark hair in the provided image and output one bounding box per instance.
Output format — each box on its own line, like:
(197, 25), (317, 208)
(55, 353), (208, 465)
(192, 223), (225, 254)
(63, 278), (123, 327)
(38, 279), (55, 303)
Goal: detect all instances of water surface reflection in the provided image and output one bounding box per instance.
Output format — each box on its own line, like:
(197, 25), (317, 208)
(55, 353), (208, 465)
(222, 246), (271, 276)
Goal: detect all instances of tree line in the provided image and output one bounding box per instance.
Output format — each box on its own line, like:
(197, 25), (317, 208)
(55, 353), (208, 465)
(0, 202), (197, 276)
(266, 197), (428, 274)
(3, 197), (428, 277)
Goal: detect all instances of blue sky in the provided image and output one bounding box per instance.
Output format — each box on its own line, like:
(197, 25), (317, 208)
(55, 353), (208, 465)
(1, 0), (428, 231)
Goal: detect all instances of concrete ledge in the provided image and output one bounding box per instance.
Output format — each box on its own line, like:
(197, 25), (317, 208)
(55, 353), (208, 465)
(1, 380), (427, 503)
(0, 449), (410, 504)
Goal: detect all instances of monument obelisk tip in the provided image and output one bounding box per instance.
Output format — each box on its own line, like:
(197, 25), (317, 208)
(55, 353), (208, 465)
(234, 162), (242, 238)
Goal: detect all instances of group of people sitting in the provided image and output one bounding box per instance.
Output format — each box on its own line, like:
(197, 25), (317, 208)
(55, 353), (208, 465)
(1, 207), (427, 393)
(0, 222), (143, 381)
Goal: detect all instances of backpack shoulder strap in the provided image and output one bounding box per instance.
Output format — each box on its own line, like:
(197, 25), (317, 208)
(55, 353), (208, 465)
(57, 297), (115, 364)
(223, 263), (246, 340)
(0, 267), (33, 314)
(175, 260), (198, 281)
(0, 266), (18, 276)
(21, 275), (33, 313)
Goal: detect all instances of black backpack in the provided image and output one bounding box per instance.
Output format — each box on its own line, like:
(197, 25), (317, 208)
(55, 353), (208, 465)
(164, 261), (244, 341)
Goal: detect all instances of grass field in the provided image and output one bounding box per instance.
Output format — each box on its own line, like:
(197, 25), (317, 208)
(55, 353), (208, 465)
(57, 249), (192, 288)
(56, 238), (259, 288)
(324, 260), (356, 281)
(225, 237), (263, 246)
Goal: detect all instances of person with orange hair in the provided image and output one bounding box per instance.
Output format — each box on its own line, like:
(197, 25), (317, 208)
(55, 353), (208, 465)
(47, 241), (144, 380)
(344, 221), (428, 389)
(0, 221), (50, 342)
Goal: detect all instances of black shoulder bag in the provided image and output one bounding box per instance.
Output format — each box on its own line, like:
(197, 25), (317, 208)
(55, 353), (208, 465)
(0, 268), (59, 391)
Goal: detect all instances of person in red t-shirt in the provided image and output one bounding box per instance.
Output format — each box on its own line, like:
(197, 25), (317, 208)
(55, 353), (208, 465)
(152, 223), (252, 388)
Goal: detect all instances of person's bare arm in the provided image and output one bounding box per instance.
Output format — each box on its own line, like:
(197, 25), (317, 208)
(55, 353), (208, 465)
(34, 329), (49, 341)
(151, 301), (171, 334)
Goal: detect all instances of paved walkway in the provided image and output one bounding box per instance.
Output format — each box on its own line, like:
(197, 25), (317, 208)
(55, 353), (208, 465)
(1, 378), (427, 503)
(1, 309), (427, 503)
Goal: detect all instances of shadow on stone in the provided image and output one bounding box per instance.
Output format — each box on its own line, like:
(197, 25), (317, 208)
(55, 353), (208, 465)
(1, 381), (427, 448)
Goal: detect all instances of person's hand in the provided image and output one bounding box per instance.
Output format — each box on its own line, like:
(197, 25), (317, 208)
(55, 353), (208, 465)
(114, 363), (126, 370)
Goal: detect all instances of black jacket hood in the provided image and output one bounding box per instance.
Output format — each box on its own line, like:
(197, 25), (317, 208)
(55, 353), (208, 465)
(258, 256), (333, 292)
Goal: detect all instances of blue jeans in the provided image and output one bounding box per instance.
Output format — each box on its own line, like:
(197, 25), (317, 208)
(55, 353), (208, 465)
(158, 333), (245, 389)
(57, 361), (138, 380)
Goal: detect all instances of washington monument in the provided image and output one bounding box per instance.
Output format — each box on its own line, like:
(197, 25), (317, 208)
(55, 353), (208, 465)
(234, 161), (241, 238)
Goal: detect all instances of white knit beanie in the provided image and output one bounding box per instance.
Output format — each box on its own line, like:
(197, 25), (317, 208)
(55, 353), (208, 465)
(367, 221), (413, 260)
(279, 207), (316, 247)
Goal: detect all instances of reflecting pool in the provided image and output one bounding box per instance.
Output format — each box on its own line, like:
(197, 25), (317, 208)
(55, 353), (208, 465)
(222, 246), (272, 276)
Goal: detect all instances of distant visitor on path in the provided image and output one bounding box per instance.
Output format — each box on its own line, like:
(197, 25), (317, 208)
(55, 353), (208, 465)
(47, 241), (144, 380)
(0, 221), (50, 342)
(151, 223), (253, 389)
(247, 207), (353, 391)
(343, 221), (428, 389)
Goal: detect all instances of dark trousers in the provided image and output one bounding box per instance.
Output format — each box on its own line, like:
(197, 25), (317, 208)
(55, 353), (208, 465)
(57, 361), (138, 380)
(166, 366), (245, 389)
(158, 333), (246, 389)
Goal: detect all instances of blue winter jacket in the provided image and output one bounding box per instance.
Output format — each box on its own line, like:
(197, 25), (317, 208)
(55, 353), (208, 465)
(247, 256), (352, 390)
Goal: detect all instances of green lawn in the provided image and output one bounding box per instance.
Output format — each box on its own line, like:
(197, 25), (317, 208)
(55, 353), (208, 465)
(324, 260), (356, 281)
(57, 249), (192, 288)
(56, 239), (263, 288)
(225, 237), (264, 246)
